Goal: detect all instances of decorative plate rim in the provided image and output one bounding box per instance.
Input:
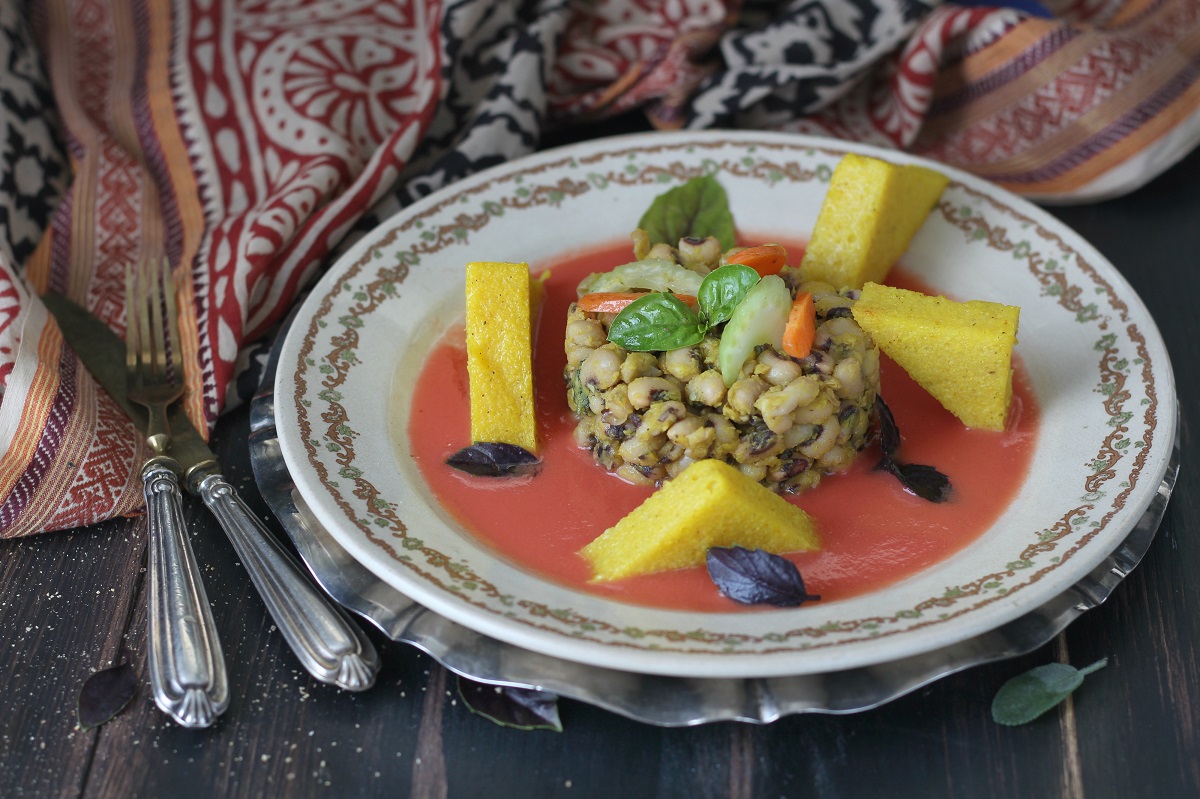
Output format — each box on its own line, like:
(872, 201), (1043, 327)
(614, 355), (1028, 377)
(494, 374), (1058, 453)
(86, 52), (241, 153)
(275, 130), (1176, 678)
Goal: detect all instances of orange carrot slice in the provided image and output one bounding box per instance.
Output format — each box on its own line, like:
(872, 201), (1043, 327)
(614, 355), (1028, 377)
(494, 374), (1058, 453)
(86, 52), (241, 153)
(726, 244), (788, 277)
(782, 291), (816, 358)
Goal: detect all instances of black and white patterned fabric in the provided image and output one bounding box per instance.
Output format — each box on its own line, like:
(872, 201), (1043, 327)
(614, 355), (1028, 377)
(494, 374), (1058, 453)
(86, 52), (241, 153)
(0, 0), (65, 270)
(687, 0), (936, 129)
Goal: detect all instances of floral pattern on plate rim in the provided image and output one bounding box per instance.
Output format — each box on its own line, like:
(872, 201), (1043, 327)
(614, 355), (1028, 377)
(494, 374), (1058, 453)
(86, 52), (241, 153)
(290, 138), (1159, 655)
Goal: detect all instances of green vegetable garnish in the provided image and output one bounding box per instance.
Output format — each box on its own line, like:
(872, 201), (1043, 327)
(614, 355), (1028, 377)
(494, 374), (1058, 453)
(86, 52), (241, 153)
(991, 658), (1107, 726)
(606, 264), (760, 352)
(606, 292), (707, 352)
(717, 274), (792, 386)
(637, 174), (736, 251)
(697, 263), (761, 327)
(576, 257), (704, 297)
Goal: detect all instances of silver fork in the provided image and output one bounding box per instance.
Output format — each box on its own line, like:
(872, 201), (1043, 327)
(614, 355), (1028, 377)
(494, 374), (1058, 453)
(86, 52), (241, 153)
(126, 259), (229, 728)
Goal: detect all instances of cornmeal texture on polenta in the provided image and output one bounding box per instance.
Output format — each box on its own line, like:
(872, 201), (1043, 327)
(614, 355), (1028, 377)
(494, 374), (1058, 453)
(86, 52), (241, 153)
(580, 459), (820, 582)
(800, 153), (949, 290)
(465, 261), (539, 454)
(852, 282), (1020, 432)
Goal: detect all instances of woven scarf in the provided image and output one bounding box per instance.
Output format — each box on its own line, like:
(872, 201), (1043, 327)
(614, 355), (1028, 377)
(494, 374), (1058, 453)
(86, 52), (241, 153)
(1, 0), (1197, 537)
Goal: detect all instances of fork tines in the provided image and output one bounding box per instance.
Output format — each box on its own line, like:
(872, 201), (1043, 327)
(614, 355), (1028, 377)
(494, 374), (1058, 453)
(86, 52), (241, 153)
(125, 259), (183, 455)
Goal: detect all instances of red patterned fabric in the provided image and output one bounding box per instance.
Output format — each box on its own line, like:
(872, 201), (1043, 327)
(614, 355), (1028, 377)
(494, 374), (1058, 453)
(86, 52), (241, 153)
(1, 0), (1198, 537)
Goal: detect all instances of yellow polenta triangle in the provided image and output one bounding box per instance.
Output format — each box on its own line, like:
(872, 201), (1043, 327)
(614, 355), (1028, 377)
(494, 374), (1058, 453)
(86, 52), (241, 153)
(465, 261), (539, 453)
(852, 283), (1020, 431)
(800, 153), (949, 290)
(580, 459), (820, 582)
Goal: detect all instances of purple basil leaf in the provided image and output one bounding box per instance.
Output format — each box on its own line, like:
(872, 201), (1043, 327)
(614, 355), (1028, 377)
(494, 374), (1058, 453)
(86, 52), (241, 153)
(875, 395), (901, 457)
(445, 442), (540, 477)
(706, 546), (820, 607)
(885, 460), (953, 503)
(457, 677), (562, 731)
(78, 658), (137, 730)
(874, 394), (952, 503)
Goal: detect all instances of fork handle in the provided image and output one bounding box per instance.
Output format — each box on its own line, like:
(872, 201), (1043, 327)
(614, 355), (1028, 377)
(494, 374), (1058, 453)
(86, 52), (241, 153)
(144, 458), (229, 727)
(193, 471), (379, 691)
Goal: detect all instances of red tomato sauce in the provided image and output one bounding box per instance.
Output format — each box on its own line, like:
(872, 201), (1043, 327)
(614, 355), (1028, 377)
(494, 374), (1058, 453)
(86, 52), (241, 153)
(406, 241), (1038, 612)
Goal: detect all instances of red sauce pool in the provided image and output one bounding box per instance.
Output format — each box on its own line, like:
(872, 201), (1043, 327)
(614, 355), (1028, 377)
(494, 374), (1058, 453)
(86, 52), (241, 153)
(407, 241), (1038, 612)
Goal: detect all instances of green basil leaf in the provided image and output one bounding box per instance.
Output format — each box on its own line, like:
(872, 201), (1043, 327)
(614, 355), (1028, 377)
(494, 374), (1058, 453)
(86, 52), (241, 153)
(991, 658), (1107, 726)
(698, 263), (760, 327)
(607, 293), (706, 351)
(638, 175), (736, 251)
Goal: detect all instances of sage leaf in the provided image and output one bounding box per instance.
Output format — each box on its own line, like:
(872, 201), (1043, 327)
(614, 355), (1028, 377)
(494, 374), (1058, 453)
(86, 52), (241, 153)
(638, 174), (736, 251)
(875, 395), (952, 503)
(78, 657), (137, 730)
(458, 677), (562, 731)
(991, 658), (1108, 726)
(607, 292), (706, 351)
(697, 264), (760, 327)
(706, 546), (820, 607)
(445, 442), (541, 477)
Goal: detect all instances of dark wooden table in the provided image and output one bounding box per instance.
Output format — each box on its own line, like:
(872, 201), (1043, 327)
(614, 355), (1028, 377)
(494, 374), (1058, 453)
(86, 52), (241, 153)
(3, 133), (1197, 798)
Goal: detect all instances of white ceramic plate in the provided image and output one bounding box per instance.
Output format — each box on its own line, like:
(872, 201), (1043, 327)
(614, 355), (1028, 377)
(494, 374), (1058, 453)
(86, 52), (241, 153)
(275, 131), (1176, 679)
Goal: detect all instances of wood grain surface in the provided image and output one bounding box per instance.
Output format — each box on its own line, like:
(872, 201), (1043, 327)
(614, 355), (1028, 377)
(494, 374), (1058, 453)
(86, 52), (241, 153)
(2, 130), (1196, 799)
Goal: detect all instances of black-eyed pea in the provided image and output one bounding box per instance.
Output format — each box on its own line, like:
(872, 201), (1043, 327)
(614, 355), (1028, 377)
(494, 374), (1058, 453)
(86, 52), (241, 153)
(580, 346), (623, 391)
(638, 400), (687, 437)
(685, 369), (726, 407)
(566, 317), (607, 349)
(756, 349), (802, 386)
(627, 376), (681, 409)
(726, 375), (768, 417)
(618, 434), (663, 466)
(620, 351), (661, 383)
(799, 421), (839, 459)
(833, 357), (865, 399)
(661, 346), (703, 381)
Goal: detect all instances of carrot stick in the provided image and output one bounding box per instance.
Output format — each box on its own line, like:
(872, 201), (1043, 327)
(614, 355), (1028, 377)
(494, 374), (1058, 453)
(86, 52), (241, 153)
(726, 244), (788, 277)
(782, 291), (816, 358)
(577, 292), (698, 314)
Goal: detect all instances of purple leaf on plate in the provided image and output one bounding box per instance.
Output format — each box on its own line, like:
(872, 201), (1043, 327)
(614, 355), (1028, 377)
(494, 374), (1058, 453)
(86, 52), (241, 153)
(706, 546), (820, 607)
(874, 395), (952, 503)
(883, 460), (953, 503)
(875, 394), (903, 458)
(457, 677), (562, 731)
(78, 656), (137, 730)
(445, 442), (541, 477)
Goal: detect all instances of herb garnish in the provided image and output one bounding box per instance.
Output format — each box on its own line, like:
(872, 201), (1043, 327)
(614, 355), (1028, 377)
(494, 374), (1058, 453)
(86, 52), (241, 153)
(991, 658), (1108, 725)
(606, 263), (760, 351)
(706, 546), (821, 607)
(445, 442), (541, 477)
(875, 395), (952, 502)
(458, 676), (562, 731)
(638, 174), (736, 251)
(78, 653), (137, 730)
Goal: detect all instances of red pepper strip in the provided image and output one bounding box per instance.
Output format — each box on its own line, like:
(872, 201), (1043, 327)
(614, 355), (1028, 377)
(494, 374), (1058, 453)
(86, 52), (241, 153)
(577, 292), (698, 314)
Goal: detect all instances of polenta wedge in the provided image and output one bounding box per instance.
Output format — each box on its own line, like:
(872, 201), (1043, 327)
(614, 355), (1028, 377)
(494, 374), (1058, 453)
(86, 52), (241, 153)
(580, 459), (820, 582)
(800, 153), (949, 290)
(852, 282), (1020, 431)
(465, 261), (539, 454)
